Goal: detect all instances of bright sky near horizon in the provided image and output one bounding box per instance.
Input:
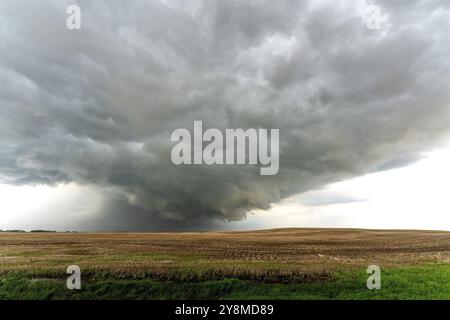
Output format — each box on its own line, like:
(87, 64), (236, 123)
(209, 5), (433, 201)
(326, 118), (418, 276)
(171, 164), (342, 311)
(2, 140), (450, 232)
(229, 141), (450, 231)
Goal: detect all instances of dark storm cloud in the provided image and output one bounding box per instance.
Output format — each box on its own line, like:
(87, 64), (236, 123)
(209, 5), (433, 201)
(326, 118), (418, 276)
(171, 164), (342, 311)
(1, 0), (450, 229)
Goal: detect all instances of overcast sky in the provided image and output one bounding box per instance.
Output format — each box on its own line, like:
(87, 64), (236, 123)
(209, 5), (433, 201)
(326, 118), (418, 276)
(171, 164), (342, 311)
(1, 0), (450, 231)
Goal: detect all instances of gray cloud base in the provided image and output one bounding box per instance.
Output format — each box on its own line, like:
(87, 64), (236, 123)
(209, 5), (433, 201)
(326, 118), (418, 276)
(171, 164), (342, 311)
(1, 0), (450, 230)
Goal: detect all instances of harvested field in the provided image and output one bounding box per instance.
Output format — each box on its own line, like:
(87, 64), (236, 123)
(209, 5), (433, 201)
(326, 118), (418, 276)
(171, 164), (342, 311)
(1, 228), (450, 281)
(1, 228), (450, 299)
